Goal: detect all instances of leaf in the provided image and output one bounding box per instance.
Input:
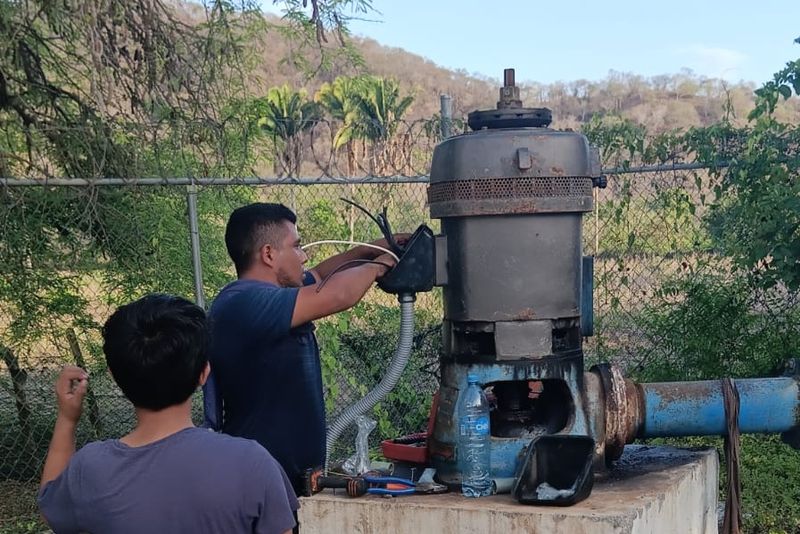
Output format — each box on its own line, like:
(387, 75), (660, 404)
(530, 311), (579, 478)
(627, 232), (636, 250)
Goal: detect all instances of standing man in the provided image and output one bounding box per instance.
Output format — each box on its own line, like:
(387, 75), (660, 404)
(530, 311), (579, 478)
(39, 294), (298, 534)
(203, 202), (400, 497)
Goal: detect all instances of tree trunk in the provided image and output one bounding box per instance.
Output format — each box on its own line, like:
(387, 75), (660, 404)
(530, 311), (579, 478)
(0, 345), (33, 448)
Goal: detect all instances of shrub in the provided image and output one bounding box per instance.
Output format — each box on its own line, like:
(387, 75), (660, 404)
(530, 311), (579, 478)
(633, 271), (800, 382)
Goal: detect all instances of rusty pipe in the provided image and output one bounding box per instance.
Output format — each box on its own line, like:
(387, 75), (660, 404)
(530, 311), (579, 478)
(637, 378), (800, 437)
(591, 364), (642, 462)
(593, 365), (800, 461)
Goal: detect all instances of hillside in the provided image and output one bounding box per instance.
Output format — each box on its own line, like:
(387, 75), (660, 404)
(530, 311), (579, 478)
(242, 13), (800, 133)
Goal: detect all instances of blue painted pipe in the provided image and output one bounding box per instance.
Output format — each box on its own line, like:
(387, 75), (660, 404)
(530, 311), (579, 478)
(640, 377), (800, 437)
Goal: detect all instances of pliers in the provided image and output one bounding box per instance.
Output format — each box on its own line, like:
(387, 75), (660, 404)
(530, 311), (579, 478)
(363, 475), (416, 496)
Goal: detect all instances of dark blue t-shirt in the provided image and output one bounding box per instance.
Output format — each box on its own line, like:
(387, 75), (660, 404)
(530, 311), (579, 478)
(205, 274), (324, 494)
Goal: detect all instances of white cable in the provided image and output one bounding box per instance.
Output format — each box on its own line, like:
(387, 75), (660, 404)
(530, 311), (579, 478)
(301, 240), (400, 261)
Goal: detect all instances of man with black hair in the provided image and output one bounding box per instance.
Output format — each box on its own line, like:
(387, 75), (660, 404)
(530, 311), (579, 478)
(38, 294), (298, 534)
(203, 202), (401, 497)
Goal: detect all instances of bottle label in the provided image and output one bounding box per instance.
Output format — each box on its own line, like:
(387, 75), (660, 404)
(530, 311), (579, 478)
(460, 415), (490, 436)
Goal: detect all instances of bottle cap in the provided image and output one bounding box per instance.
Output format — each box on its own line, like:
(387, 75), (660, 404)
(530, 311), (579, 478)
(467, 373), (479, 384)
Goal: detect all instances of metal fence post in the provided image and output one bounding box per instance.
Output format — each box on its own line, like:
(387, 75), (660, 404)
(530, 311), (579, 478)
(186, 182), (206, 309)
(440, 94), (453, 139)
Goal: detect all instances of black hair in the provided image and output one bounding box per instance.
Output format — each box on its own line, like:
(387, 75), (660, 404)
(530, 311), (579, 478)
(224, 203), (297, 275)
(102, 294), (208, 411)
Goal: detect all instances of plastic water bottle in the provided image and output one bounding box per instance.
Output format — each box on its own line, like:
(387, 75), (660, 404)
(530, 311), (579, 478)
(459, 373), (492, 497)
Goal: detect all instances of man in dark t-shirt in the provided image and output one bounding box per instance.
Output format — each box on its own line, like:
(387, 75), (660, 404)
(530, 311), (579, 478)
(208, 273), (325, 492)
(204, 203), (402, 495)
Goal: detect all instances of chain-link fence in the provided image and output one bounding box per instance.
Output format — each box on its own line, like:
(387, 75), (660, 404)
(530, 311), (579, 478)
(2, 164), (798, 525)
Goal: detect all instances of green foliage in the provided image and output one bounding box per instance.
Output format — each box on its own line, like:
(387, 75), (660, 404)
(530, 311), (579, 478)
(258, 85), (322, 139)
(633, 271), (800, 382)
(583, 114), (682, 167)
(316, 75), (369, 149)
(680, 43), (800, 291)
(0, 0), (263, 357)
(351, 76), (415, 142)
(255, 84), (322, 177)
(596, 184), (712, 257)
(644, 434), (800, 534)
(299, 199), (350, 243)
(268, 0), (370, 75)
(315, 75), (415, 143)
(736, 435), (800, 533)
(750, 37), (800, 120)
(315, 75), (415, 149)
(0, 185), (252, 355)
(0, 518), (47, 534)
(0, 0), (265, 179)
(317, 301), (440, 445)
(700, 120), (800, 290)
(585, 47), (800, 293)
(583, 115), (648, 167)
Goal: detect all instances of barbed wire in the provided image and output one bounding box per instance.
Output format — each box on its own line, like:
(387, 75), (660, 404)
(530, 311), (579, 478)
(2, 118), (716, 185)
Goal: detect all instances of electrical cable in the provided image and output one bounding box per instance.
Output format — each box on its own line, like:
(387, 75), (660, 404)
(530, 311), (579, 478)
(340, 198), (384, 231)
(377, 206), (400, 254)
(339, 198), (404, 256)
(301, 240), (400, 261)
(339, 197), (381, 230)
(315, 259), (394, 293)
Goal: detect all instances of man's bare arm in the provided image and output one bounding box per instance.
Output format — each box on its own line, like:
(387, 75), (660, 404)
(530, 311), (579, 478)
(292, 254), (395, 327)
(308, 235), (409, 282)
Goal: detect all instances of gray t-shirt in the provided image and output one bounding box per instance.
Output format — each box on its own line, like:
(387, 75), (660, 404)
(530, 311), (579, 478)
(38, 427), (299, 534)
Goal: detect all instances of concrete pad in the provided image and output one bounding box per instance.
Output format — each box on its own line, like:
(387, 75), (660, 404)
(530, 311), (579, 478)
(298, 445), (719, 534)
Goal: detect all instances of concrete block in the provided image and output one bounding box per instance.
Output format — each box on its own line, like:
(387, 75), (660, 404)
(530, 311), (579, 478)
(298, 445), (718, 534)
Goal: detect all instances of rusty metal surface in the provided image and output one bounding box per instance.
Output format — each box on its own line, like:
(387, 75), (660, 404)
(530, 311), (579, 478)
(429, 128), (597, 183)
(581, 371), (609, 470)
(428, 176), (592, 203)
(607, 365), (628, 460)
(626, 380), (644, 441)
(639, 377), (800, 437)
(440, 215), (583, 322)
(430, 357), (595, 484)
(429, 196), (592, 217)
(591, 363), (642, 463)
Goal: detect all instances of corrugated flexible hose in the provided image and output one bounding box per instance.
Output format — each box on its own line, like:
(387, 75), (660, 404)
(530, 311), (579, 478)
(325, 293), (415, 471)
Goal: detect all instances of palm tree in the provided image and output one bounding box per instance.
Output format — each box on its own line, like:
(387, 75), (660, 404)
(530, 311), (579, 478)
(316, 76), (372, 240)
(353, 76), (414, 176)
(315, 76), (367, 176)
(316, 75), (415, 175)
(257, 84), (321, 178)
(316, 76), (414, 213)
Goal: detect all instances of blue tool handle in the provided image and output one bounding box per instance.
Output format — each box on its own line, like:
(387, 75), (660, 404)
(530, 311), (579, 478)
(364, 476), (416, 486)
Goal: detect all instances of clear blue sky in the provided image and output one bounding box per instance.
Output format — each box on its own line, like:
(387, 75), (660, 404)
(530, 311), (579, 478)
(262, 1), (800, 85)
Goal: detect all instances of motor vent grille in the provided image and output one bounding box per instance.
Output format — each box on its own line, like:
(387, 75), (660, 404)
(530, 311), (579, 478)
(428, 177), (592, 204)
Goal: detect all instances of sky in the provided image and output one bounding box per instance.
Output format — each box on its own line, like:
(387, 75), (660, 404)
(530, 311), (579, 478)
(261, 0), (800, 86)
